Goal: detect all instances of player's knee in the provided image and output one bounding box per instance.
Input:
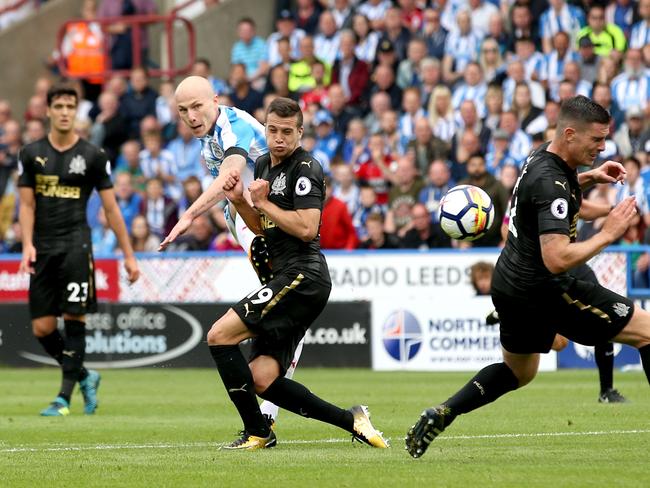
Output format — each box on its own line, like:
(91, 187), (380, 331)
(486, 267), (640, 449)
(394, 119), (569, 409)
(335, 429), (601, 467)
(511, 366), (537, 387)
(517, 371), (536, 387)
(250, 358), (281, 394)
(253, 373), (277, 395)
(32, 318), (56, 338)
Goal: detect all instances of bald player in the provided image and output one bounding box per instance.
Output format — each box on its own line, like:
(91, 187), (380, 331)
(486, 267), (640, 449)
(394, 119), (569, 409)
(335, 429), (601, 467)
(160, 76), (303, 434)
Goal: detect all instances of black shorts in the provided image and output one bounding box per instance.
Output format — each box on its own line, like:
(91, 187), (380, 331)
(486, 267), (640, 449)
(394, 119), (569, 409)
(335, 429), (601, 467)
(492, 276), (634, 354)
(29, 251), (98, 319)
(233, 270), (331, 373)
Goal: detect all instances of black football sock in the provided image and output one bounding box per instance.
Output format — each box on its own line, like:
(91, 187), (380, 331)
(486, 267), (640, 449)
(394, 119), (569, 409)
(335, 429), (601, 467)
(595, 342), (614, 392)
(442, 362), (519, 427)
(638, 344), (650, 385)
(259, 377), (354, 432)
(209, 345), (269, 437)
(58, 320), (87, 403)
(37, 329), (65, 364)
(37, 327), (89, 380)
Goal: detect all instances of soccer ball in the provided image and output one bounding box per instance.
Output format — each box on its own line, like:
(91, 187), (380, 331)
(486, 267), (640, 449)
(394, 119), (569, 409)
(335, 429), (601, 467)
(438, 185), (494, 241)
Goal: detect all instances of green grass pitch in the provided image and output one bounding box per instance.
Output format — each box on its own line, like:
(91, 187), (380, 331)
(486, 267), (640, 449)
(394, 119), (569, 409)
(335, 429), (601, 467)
(1, 368), (649, 487)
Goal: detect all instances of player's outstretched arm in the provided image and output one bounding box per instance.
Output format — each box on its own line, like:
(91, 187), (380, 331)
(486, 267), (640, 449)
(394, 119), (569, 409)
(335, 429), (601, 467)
(223, 170), (263, 235)
(578, 160), (626, 190)
(540, 196), (637, 273)
(158, 154), (247, 251)
(18, 187), (36, 274)
(250, 179), (320, 242)
(99, 188), (140, 284)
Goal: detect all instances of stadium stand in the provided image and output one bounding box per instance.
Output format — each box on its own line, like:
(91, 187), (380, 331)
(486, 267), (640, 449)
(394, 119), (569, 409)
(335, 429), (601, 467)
(0, 0), (650, 255)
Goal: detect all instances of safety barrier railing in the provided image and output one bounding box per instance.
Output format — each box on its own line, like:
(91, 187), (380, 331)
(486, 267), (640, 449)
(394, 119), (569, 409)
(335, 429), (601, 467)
(0, 0), (34, 17)
(55, 9), (196, 80)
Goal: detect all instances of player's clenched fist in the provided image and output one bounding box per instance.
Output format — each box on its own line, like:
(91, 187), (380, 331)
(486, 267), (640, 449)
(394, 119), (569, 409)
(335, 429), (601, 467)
(223, 169), (244, 203)
(249, 179), (270, 206)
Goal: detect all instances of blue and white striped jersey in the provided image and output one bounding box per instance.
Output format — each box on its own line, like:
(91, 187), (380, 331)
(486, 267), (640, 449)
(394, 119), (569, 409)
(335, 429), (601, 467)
(610, 73), (650, 112)
(451, 82), (488, 118)
(629, 21), (650, 49)
(199, 105), (268, 187)
(539, 4), (585, 40)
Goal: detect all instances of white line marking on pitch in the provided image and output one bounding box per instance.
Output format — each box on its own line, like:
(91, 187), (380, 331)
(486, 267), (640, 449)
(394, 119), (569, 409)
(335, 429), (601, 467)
(2, 429), (649, 453)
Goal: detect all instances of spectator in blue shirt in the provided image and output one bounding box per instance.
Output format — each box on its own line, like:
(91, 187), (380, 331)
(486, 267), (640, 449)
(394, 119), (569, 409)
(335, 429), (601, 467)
(314, 109), (343, 163)
(113, 171), (142, 233)
(165, 120), (204, 183)
(230, 17), (269, 90)
(419, 159), (455, 223)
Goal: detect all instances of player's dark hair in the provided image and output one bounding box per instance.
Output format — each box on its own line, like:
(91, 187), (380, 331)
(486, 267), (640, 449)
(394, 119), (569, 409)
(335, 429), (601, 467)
(558, 95), (611, 129)
(46, 84), (78, 107)
(266, 97), (303, 128)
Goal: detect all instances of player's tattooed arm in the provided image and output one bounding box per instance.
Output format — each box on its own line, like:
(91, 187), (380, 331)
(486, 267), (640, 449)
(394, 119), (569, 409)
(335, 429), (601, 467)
(223, 169), (263, 235)
(540, 198), (637, 273)
(251, 179), (321, 242)
(159, 154), (247, 250)
(189, 154), (247, 218)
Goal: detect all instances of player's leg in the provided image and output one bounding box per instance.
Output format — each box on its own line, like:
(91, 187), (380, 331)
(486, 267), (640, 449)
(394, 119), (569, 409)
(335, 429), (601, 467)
(230, 204), (297, 425)
(259, 338), (304, 423)
(33, 315), (71, 416)
(29, 254), (72, 416)
(206, 308), (273, 449)
(406, 293), (548, 458)
(227, 204), (274, 284)
(252, 353), (388, 448)
(595, 342), (627, 402)
(247, 275), (388, 448)
(59, 251), (101, 414)
(405, 350), (530, 458)
(567, 265), (626, 402)
(556, 278), (647, 385)
(33, 316), (64, 364)
(610, 307), (650, 385)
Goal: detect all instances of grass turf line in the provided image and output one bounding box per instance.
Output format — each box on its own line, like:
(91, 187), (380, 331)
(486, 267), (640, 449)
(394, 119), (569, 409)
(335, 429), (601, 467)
(1, 368), (649, 487)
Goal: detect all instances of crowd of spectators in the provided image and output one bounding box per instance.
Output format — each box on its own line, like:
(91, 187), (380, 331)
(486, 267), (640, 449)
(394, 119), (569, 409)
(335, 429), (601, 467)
(1, 0), (650, 262)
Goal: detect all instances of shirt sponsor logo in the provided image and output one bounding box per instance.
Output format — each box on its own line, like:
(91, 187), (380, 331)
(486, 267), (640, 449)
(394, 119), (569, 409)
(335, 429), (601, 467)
(35, 175), (81, 199)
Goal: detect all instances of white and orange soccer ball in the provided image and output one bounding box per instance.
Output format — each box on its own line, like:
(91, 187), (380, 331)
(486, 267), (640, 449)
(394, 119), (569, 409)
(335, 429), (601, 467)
(438, 185), (495, 241)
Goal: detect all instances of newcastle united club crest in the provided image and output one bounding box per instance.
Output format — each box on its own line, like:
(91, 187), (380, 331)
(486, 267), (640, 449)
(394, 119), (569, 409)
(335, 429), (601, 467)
(271, 172), (287, 196)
